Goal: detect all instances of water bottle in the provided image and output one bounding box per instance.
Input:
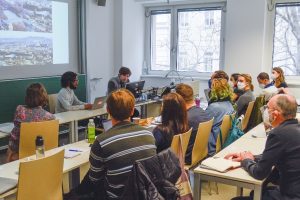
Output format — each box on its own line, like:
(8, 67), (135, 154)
(35, 135), (45, 159)
(195, 96), (200, 107)
(87, 119), (96, 144)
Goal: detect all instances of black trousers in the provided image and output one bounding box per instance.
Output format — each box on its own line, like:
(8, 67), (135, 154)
(65, 172), (106, 200)
(231, 186), (282, 200)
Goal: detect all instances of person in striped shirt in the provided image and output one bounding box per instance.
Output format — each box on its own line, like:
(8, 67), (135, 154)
(66, 89), (156, 200)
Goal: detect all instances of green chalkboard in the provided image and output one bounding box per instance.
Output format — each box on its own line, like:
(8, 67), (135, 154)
(0, 74), (86, 123)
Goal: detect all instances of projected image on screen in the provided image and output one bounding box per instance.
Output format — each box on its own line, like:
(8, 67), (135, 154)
(0, 0), (69, 67)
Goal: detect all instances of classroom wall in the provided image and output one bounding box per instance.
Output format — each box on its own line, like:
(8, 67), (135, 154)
(85, 0), (115, 101)
(85, 0), (300, 100)
(224, 0), (267, 96)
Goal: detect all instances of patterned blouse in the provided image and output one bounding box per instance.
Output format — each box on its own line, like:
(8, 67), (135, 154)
(9, 105), (55, 152)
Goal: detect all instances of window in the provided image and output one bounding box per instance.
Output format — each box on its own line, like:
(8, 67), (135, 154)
(273, 3), (300, 76)
(150, 10), (171, 71)
(146, 4), (225, 75)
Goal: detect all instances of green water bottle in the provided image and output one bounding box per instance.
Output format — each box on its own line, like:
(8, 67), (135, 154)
(87, 119), (95, 143)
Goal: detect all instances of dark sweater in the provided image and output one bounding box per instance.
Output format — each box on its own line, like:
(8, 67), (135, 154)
(89, 121), (156, 199)
(152, 127), (174, 153)
(236, 90), (255, 117)
(242, 119), (300, 199)
(185, 106), (211, 164)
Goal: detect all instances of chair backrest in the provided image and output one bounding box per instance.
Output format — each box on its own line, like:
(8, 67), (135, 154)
(17, 150), (64, 200)
(48, 94), (58, 114)
(242, 101), (255, 131)
(190, 118), (214, 167)
(19, 120), (59, 159)
(215, 113), (236, 153)
(171, 128), (192, 158)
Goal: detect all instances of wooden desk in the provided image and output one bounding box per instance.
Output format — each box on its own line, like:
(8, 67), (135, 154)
(193, 123), (267, 200)
(0, 140), (90, 200)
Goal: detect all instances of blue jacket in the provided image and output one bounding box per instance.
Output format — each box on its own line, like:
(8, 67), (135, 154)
(206, 101), (234, 155)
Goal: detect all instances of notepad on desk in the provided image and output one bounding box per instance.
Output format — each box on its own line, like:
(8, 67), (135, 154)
(200, 157), (241, 173)
(0, 177), (17, 195)
(64, 148), (89, 159)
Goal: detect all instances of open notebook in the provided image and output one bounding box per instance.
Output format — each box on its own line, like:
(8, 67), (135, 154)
(0, 177), (17, 195)
(200, 157), (241, 173)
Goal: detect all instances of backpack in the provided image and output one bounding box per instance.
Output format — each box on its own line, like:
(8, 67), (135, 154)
(221, 115), (244, 148)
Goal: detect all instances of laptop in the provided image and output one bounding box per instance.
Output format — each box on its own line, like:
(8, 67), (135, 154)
(91, 96), (107, 110)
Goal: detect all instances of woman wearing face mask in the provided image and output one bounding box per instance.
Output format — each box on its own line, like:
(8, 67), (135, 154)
(271, 67), (288, 88)
(230, 73), (243, 101)
(236, 74), (255, 117)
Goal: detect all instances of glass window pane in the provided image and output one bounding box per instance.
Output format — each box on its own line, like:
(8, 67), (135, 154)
(150, 12), (171, 71)
(177, 9), (222, 72)
(273, 4), (300, 75)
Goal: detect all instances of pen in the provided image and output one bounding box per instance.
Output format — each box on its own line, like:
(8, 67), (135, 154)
(69, 149), (82, 152)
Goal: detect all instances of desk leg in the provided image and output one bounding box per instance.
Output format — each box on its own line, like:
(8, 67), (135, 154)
(253, 185), (262, 200)
(69, 121), (75, 143)
(74, 120), (78, 142)
(140, 104), (147, 118)
(236, 186), (243, 196)
(193, 173), (201, 200)
(63, 173), (70, 193)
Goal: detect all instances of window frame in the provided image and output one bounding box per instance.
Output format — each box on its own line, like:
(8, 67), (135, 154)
(144, 3), (226, 78)
(270, 0), (300, 81)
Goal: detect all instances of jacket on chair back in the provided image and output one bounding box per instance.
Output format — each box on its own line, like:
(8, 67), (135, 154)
(123, 148), (181, 200)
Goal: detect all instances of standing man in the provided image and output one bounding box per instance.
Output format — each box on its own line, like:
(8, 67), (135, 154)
(56, 71), (92, 113)
(107, 67), (131, 94)
(65, 89), (156, 200)
(226, 94), (300, 200)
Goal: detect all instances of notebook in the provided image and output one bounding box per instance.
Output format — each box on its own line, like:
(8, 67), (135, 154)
(91, 96), (106, 110)
(0, 122), (14, 133)
(64, 147), (89, 159)
(0, 177), (17, 195)
(200, 157), (241, 173)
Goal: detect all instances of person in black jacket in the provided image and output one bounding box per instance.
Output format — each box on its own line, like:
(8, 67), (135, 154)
(226, 94), (300, 200)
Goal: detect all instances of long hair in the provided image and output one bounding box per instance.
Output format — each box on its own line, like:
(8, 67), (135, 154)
(240, 74), (254, 91)
(210, 78), (233, 102)
(273, 67), (285, 88)
(157, 93), (189, 140)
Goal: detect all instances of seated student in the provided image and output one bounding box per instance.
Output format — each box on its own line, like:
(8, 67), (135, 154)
(206, 78), (234, 156)
(236, 74), (255, 117)
(271, 67), (288, 88)
(257, 72), (278, 101)
(257, 72), (273, 89)
(6, 83), (55, 162)
(65, 89), (156, 200)
(56, 71), (92, 113)
(230, 73), (243, 101)
(207, 70), (230, 100)
(227, 94), (300, 200)
(175, 83), (212, 164)
(152, 92), (189, 153)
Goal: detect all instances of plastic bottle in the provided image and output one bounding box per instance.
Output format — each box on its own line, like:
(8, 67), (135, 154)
(87, 119), (96, 143)
(195, 96), (200, 107)
(35, 135), (45, 159)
